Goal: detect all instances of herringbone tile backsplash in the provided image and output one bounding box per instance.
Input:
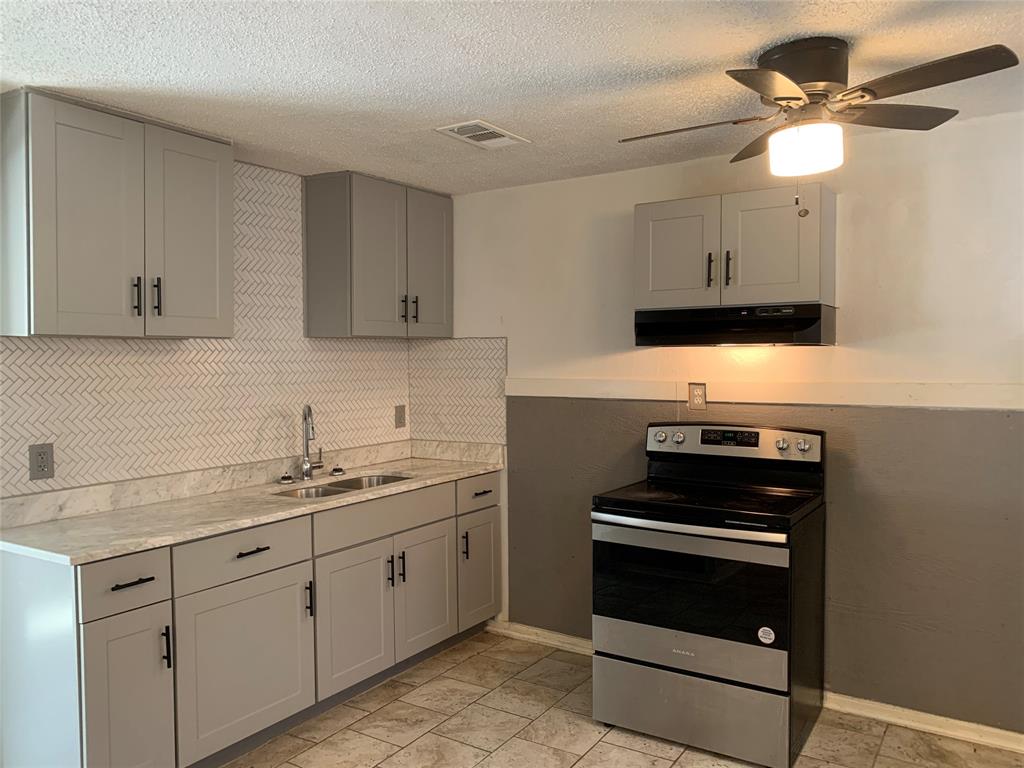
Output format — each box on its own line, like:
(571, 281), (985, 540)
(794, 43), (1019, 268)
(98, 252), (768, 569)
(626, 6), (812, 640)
(0, 163), (505, 497)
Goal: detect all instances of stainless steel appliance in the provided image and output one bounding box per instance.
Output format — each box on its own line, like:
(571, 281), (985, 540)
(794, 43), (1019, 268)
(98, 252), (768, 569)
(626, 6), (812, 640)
(591, 423), (826, 768)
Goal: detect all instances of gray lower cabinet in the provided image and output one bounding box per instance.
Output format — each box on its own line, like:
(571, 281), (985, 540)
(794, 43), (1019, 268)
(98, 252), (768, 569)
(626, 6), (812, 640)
(81, 601), (176, 768)
(394, 518), (459, 662)
(174, 561), (315, 766)
(457, 506), (502, 631)
(315, 538), (396, 700)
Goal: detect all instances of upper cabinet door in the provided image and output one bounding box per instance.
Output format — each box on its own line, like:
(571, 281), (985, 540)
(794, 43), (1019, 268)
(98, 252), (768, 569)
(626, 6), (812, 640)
(351, 174), (408, 337)
(80, 601), (175, 768)
(27, 94), (145, 336)
(407, 189), (453, 338)
(394, 518), (458, 662)
(721, 184), (824, 306)
(144, 125), (234, 337)
(634, 195), (721, 309)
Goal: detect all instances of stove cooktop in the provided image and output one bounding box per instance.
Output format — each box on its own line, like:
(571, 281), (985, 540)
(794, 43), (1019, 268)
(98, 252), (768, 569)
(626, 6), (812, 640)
(592, 479), (822, 531)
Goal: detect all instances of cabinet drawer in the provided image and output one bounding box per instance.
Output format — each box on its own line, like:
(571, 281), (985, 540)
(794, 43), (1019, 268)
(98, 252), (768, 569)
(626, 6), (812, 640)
(78, 548), (171, 623)
(315, 483), (454, 556)
(172, 516), (311, 597)
(457, 472), (501, 515)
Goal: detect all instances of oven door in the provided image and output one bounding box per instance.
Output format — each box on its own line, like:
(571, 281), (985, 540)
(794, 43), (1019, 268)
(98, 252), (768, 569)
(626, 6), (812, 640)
(592, 515), (790, 691)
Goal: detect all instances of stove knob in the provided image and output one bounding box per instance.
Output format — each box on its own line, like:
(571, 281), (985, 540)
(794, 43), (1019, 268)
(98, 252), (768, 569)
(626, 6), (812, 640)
(654, 430), (668, 443)
(775, 438), (790, 451)
(672, 432), (686, 444)
(796, 439), (812, 453)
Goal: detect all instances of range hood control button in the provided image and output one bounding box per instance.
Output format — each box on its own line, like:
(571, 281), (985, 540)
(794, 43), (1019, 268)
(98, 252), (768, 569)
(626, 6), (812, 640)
(672, 432), (686, 444)
(654, 431), (668, 443)
(796, 439), (812, 453)
(775, 438), (790, 451)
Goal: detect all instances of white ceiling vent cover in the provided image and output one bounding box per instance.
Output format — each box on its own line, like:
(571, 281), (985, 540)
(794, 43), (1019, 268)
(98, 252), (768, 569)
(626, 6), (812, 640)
(436, 120), (531, 150)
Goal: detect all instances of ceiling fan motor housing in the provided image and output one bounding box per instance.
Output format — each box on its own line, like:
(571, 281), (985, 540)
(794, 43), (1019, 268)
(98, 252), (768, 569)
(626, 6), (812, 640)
(757, 36), (850, 100)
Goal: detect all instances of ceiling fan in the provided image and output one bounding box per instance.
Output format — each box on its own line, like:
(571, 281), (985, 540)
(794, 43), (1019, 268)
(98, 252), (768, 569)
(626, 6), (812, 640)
(620, 37), (1020, 176)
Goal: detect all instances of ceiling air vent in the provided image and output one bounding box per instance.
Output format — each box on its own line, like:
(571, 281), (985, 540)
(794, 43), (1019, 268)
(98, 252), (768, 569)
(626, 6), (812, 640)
(436, 120), (530, 150)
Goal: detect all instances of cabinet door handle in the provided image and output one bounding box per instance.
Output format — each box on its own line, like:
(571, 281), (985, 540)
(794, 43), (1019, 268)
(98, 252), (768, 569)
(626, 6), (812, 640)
(398, 551), (406, 583)
(472, 489), (493, 498)
(462, 531), (470, 560)
(153, 276), (163, 316)
(111, 575), (156, 592)
(386, 555), (395, 587)
(161, 625), (173, 669)
(724, 251), (732, 286)
(401, 294), (408, 322)
(305, 580), (315, 617)
(236, 545), (270, 559)
(132, 276), (143, 316)
(412, 296), (419, 323)
(706, 253), (714, 288)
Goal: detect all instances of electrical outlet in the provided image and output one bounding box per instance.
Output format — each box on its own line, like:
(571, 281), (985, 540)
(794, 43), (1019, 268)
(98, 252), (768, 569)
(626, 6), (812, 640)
(687, 383), (708, 411)
(394, 404), (406, 429)
(29, 443), (54, 480)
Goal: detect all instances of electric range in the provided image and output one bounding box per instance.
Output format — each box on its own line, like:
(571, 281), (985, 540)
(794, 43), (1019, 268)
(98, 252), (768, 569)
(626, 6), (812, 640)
(591, 423), (826, 768)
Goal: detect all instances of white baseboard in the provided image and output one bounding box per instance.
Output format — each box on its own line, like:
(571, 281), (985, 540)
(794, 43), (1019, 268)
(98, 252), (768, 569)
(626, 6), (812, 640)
(486, 621), (1024, 756)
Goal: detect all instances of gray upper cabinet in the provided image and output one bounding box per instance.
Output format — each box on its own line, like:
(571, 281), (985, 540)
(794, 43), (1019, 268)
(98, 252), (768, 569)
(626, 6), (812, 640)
(407, 188), (454, 338)
(633, 183), (835, 311)
(80, 601), (176, 768)
(457, 505), (501, 632)
(144, 125), (234, 337)
(1, 90), (233, 338)
(394, 517), (458, 662)
(304, 171), (453, 338)
(635, 194), (721, 310)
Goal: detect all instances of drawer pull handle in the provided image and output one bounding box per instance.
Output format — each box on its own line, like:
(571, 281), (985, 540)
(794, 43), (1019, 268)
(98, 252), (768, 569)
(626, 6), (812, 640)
(462, 531), (470, 560)
(398, 551), (407, 583)
(111, 576), (156, 592)
(236, 545), (270, 559)
(305, 580), (315, 617)
(386, 555), (395, 587)
(472, 489), (493, 498)
(161, 625), (173, 669)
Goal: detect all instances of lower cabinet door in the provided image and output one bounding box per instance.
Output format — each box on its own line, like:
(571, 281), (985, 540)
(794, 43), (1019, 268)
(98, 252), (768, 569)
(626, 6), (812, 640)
(315, 538), (396, 700)
(81, 601), (176, 768)
(394, 518), (458, 662)
(457, 506), (502, 631)
(174, 562), (315, 766)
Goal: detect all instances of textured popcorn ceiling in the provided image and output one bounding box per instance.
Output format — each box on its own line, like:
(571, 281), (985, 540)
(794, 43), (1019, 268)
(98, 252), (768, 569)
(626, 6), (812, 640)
(2, 1), (1022, 194)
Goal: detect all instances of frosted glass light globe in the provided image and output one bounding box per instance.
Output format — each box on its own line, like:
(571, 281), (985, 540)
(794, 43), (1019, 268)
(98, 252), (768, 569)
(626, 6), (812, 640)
(768, 122), (844, 177)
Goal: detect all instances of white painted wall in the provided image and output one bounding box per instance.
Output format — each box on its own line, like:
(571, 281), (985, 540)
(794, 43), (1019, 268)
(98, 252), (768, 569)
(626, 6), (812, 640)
(454, 111), (1024, 409)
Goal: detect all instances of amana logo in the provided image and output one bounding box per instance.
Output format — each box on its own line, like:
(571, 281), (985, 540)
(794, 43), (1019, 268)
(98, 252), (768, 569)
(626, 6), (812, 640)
(672, 648), (695, 657)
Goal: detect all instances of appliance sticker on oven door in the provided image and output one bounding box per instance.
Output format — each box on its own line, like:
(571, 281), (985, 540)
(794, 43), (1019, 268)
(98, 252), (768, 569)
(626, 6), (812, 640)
(757, 627), (776, 644)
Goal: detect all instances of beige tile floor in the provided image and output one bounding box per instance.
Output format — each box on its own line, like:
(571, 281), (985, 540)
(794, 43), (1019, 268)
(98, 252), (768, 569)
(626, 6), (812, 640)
(222, 631), (1023, 768)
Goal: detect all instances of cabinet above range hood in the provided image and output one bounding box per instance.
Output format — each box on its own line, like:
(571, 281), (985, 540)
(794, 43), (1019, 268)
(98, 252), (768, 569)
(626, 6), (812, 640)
(635, 304), (835, 346)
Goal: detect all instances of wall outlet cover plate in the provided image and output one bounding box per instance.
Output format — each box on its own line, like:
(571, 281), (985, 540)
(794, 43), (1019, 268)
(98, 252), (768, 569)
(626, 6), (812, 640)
(29, 442), (55, 480)
(687, 383), (707, 411)
(395, 404), (407, 429)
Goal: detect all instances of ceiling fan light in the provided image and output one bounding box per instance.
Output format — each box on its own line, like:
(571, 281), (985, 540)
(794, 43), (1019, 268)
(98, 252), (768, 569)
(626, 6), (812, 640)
(768, 121), (844, 176)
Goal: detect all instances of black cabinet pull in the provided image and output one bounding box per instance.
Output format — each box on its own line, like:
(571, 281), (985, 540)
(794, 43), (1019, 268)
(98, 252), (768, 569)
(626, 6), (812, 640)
(236, 545), (270, 559)
(398, 551), (406, 583)
(111, 575), (156, 592)
(132, 276), (143, 316)
(706, 253), (714, 288)
(462, 531), (470, 560)
(400, 294), (408, 322)
(305, 580), (315, 617)
(161, 625), (173, 669)
(472, 489), (493, 498)
(724, 251), (732, 286)
(153, 276), (163, 316)
(386, 555), (395, 587)
(412, 295), (419, 323)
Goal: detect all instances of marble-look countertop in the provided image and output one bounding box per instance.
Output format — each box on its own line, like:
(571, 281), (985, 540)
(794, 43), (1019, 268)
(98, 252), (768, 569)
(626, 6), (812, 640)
(0, 458), (502, 566)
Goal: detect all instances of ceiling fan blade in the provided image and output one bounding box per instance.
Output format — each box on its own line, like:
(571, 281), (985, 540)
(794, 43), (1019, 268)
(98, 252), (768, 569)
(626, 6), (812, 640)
(619, 112), (779, 143)
(837, 44), (1019, 101)
(726, 68), (809, 105)
(833, 103), (958, 130)
(730, 125), (783, 163)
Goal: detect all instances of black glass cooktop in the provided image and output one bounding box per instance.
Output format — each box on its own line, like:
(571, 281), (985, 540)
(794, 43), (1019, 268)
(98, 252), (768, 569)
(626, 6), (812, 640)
(592, 480), (821, 531)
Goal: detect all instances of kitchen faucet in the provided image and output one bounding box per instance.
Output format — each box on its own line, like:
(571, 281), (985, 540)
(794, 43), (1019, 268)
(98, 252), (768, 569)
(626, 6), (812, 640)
(301, 404), (324, 480)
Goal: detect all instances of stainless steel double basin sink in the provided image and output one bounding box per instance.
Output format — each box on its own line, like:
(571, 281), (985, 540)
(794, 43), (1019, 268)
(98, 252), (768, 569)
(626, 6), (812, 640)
(275, 474), (407, 500)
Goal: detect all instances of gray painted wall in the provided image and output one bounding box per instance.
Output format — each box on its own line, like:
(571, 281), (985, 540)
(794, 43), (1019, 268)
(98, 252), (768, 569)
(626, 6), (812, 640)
(506, 396), (1023, 732)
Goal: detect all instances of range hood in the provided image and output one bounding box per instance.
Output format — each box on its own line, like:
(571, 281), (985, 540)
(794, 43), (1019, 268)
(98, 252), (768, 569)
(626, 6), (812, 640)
(635, 304), (835, 346)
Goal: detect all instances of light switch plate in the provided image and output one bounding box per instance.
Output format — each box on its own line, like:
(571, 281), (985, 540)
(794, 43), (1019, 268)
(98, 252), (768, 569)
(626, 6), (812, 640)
(29, 443), (54, 480)
(394, 404), (406, 429)
(687, 383), (707, 411)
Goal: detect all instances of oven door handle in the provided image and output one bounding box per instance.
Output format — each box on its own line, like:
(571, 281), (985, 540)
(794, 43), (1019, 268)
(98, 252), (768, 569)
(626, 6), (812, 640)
(591, 514), (789, 566)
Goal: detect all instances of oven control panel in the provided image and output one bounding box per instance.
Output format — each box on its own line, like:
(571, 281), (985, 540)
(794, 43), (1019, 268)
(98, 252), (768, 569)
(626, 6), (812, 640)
(647, 424), (822, 462)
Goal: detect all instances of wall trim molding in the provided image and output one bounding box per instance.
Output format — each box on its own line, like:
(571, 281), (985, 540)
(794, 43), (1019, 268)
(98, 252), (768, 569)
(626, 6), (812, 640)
(505, 378), (1023, 410)
(486, 621), (1024, 754)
